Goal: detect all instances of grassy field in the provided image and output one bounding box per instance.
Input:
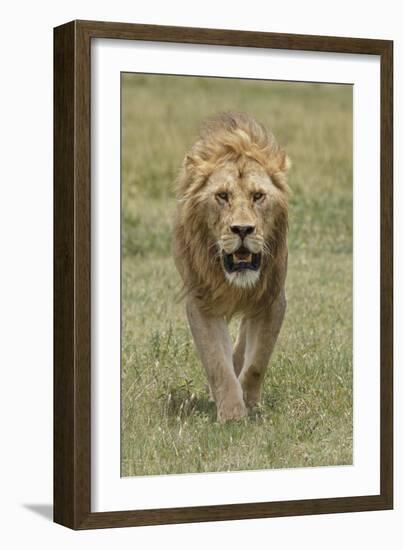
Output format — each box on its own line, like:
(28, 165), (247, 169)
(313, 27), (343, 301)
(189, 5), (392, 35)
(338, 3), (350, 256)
(121, 75), (353, 477)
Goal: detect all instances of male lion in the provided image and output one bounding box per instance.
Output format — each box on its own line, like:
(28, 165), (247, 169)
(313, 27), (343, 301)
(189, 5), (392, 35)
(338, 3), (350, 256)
(173, 112), (290, 422)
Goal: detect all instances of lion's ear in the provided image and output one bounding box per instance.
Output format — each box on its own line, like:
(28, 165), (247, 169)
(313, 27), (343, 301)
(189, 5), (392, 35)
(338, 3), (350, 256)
(279, 150), (291, 173)
(184, 153), (207, 175)
(184, 154), (194, 167)
(270, 150), (291, 193)
(185, 153), (203, 166)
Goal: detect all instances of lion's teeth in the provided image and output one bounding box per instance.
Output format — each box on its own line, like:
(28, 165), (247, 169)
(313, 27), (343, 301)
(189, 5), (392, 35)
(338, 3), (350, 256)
(234, 253), (252, 263)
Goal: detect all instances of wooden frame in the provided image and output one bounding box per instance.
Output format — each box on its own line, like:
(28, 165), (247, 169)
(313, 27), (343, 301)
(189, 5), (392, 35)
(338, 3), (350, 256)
(54, 19), (393, 529)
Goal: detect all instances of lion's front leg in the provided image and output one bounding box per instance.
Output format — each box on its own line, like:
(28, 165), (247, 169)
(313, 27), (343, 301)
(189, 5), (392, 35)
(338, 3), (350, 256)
(239, 291), (286, 408)
(186, 297), (247, 422)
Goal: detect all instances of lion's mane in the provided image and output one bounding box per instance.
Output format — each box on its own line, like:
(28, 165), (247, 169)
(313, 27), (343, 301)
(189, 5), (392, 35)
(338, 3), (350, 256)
(173, 112), (290, 318)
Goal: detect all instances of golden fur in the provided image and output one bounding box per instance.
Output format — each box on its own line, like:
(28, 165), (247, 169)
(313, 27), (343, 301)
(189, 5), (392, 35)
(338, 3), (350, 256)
(173, 112), (290, 318)
(173, 112), (290, 421)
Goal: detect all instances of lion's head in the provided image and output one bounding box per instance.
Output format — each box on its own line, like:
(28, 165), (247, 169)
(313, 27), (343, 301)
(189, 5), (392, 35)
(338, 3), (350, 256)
(174, 112), (290, 315)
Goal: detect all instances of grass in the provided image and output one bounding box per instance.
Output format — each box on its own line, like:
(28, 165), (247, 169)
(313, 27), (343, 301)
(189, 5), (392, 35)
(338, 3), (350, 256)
(121, 74), (353, 476)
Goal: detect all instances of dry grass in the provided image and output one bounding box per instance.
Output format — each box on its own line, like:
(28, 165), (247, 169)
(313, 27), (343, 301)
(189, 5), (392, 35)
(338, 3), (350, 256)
(121, 75), (353, 476)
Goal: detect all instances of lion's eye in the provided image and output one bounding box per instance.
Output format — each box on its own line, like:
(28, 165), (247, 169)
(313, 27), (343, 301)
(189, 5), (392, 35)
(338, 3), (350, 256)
(253, 192), (264, 202)
(217, 192), (229, 202)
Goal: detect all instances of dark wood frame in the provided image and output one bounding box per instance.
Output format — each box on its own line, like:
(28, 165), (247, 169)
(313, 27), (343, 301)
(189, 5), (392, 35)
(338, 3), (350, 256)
(54, 19), (393, 530)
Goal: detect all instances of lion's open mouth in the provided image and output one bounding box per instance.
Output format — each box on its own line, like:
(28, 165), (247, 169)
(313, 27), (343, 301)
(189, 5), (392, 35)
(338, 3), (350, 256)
(222, 247), (262, 273)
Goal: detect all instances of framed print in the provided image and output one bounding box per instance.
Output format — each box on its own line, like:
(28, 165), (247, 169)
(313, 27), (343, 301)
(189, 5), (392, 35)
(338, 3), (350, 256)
(54, 20), (393, 529)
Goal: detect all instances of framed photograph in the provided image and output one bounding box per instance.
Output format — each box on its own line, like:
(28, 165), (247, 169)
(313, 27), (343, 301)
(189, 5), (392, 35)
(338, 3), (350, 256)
(54, 20), (393, 529)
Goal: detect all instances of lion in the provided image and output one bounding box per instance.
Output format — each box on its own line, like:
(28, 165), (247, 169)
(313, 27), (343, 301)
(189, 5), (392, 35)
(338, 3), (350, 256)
(173, 112), (290, 422)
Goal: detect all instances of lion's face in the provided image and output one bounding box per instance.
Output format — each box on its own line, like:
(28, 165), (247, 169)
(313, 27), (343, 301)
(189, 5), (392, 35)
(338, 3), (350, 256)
(175, 112), (289, 309)
(204, 158), (284, 288)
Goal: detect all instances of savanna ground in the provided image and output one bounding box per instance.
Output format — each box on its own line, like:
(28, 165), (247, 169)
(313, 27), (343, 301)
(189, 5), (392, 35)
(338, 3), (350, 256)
(121, 74), (353, 477)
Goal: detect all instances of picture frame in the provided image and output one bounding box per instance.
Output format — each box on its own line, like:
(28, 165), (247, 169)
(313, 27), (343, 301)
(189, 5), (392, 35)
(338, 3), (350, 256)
(54, 19), (393, 529)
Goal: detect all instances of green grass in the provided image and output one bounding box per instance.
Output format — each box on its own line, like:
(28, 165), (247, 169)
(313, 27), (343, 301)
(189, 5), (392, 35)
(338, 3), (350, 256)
(121, 75), (353, 476)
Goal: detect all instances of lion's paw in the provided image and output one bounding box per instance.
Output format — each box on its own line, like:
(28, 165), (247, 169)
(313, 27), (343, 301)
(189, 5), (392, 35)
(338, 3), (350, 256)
(242, 389), (261, 409)
(217, 397), (247, 423)
(239, 374), (262, 409)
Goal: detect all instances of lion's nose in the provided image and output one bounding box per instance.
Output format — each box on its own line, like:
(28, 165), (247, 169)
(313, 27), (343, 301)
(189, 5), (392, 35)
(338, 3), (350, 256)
(230, 225), (255, 239)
